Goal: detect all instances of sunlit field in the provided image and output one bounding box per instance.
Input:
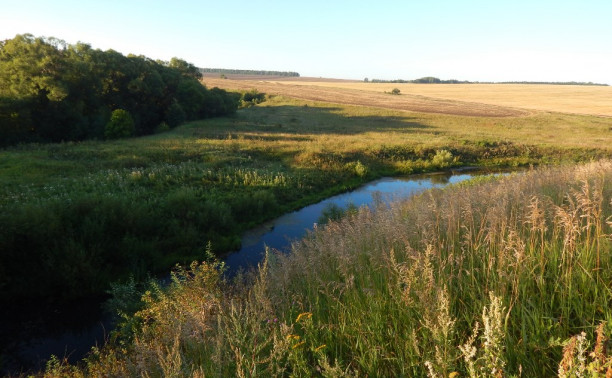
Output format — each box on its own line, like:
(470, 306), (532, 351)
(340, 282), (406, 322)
(2, 95), (610, 304)
(3, 84), (612, 376)
(203, 77), (612, 117)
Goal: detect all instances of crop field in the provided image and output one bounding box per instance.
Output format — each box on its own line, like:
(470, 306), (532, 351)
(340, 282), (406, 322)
(203, 76), (612, 117)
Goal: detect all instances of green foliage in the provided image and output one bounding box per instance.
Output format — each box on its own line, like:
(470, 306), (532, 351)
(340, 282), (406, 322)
(1, 94), (609, 343)
(432, 149), (455, 168)
(104, 109), (135, 139)
(44, 162), (612, 377)
(0, 34), (239, 145)
(155, 122), (170, 133)
(240, 89), (266, 108)
(168, 57), (202, 80)
(164, 101), (186, 127)
(201, 68), (300, 77)
(317, 202), (358, 225)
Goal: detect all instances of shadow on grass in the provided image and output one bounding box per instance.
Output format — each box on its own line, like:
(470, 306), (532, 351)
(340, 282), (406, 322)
(186, 104), (432, 140)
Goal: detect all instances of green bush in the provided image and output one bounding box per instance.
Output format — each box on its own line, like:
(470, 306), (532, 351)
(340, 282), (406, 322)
(105, 109), (135, 139)
(432, 149), (455, 168)
(241, 90), (266, 108)
(156, 122), (170, 134)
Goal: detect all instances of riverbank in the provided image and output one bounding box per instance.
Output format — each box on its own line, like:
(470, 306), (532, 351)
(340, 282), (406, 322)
(44, 160), (612, 376)
(0, 168), (510, 375)
(1, 95), (610, 374)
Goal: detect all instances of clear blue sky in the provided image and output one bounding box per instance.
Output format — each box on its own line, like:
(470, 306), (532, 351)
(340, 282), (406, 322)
(2, 0), (611, 84)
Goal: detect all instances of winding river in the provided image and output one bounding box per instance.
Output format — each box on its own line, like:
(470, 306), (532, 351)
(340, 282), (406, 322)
(2, 168), (500, 374)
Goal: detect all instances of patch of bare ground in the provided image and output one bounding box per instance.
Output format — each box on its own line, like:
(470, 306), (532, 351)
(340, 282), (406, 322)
(203, 78), (529, 117)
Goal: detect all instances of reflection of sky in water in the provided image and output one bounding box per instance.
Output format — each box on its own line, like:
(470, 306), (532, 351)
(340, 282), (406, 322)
(224, 172), (480, 275)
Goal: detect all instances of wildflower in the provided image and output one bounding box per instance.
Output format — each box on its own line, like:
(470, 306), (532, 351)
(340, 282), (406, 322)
(314, 344), (326, 352)
(296, 312), (312, 322)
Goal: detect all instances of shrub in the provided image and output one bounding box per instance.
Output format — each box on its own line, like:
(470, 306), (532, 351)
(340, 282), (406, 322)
(432, 149), (455, 168)
(155, 122), (170, 134)
(105, 109), (135, 139)
(241, 90), (266, 108)
(391, 88), (401, 95)
(345, 160), (368, 177)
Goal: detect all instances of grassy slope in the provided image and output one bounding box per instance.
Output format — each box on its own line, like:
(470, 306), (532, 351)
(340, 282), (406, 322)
(2, 81), (607, 375)
(1, 95), (610, 302)
(47, 161), (612, 377)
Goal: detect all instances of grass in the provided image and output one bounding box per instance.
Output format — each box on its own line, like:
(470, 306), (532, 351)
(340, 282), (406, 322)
(42, 160), (612, 377)
(1, 94), (610, 304)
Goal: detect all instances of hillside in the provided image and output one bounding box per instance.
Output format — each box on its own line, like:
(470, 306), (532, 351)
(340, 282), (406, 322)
(44, 161), (612, 377)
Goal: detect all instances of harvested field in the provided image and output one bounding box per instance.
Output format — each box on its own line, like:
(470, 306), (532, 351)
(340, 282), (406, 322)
(203, 77), (528, 117)
(203, 76), (612, 117)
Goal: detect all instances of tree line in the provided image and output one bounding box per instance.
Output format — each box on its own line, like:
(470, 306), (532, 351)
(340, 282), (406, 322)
(0, 34), (241, 146)
(365, 76), (609, 86)
(366, 77), (470, 84)
(201, 68), (300, 77)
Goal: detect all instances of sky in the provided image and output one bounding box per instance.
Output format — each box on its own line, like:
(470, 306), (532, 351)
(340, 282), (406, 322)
(2, 0), (611, 84)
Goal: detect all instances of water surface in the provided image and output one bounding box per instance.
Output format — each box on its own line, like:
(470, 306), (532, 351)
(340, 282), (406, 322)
(2, 168), (499, 374)
(224, 170), (486, 274)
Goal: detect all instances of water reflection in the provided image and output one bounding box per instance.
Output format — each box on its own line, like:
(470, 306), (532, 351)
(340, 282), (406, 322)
(224, 169), (492, 275)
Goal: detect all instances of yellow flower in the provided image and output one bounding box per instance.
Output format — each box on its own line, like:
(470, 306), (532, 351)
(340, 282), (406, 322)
(449, 372), (460, 378)
(314, 344), (326, 352)
(292, 341), (305, 349)
(296, 312), (312, 322)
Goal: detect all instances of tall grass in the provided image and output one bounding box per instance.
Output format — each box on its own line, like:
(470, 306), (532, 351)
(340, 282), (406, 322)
(43, 160), (612, 377)
(9, 95), (608, 304)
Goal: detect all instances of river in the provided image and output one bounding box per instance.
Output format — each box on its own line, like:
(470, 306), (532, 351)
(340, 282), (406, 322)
(1, 168), (500, 375)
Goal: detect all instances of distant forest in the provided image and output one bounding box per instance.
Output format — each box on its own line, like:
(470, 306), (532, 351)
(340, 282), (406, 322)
(201, 68), (300, 77)
(366, 76), (609, 86)
(0, 34), (241, 146)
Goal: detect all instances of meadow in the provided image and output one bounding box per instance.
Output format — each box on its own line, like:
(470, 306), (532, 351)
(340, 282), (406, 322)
(1, 93), (610, 303)
(44, 160), (612, 377)
(2, 81), (611, 375)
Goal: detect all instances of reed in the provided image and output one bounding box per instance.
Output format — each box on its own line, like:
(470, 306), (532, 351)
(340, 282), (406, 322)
(41, 160), (612, 377)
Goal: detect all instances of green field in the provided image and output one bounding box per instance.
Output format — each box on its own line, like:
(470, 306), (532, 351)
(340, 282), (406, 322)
(2, 91), (612, 376)
(1, 95), (610, 303)
(43, 161), (612, 377)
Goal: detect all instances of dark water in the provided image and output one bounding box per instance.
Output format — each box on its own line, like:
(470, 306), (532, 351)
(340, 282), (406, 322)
(0, 296), (112, 375)
(224, 169), (488, 275)
(0, 168), (497, 375)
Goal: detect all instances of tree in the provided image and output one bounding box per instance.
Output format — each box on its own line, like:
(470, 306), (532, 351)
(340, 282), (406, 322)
(169, 57), (202, 80)
(0, 34), (240, 145)
(105, 109), (134, 139)
(165, 101), (186, 127)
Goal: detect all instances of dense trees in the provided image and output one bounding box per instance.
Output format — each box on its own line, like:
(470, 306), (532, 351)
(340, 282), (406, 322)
(366, 76), (609, 86)
(0, 34), (240, 146)
(200, 68), (300, 77)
